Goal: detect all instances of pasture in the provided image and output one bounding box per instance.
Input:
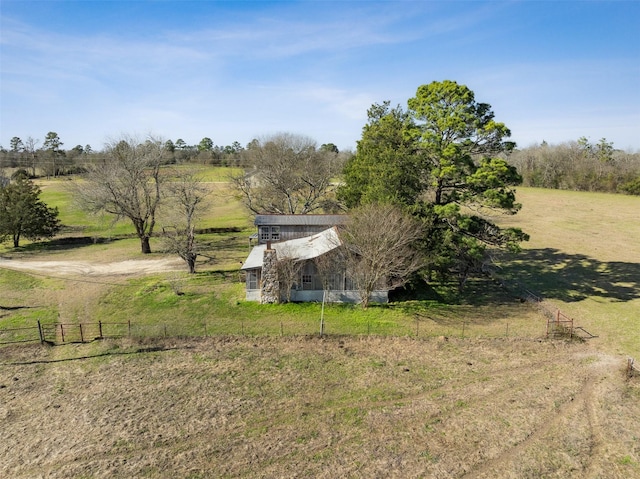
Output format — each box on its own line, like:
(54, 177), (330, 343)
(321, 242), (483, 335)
(1, 172), (639, 477)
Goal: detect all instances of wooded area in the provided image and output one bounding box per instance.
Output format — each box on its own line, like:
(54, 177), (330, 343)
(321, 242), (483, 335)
(2, 131), (638, 195)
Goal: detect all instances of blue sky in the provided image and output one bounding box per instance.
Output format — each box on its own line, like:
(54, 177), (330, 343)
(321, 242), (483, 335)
(1, 0), (639, 152)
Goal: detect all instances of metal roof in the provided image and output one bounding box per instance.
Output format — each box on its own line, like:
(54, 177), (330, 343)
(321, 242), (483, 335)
(254, 214), (348, 226)
(241, 227), (342, 270)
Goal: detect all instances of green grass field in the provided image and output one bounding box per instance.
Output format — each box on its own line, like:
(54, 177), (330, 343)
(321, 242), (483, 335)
(1, 174), (639, 356)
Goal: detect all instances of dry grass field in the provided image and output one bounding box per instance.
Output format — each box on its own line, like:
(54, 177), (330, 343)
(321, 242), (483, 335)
(1, 336), (639, 479)
(1, 181), (639, 477)
(494, 188), (640, 357)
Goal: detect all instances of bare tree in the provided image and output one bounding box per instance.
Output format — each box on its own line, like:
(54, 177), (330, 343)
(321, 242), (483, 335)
(341, 203), (424, 308)
(70, 135), (165, 253)
(230, 132), (344, 214)
(23, 137), (39, 178)
(276, 245), (303, 303)
(314, 248), (345, 294)
(160, 169), (210, 273)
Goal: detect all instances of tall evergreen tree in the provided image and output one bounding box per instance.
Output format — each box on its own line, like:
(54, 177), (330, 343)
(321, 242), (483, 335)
(339, 81), (528, 289)
(0, 172), (61, 247)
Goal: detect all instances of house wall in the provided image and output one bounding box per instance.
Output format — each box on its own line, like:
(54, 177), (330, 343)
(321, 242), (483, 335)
(291, 290), (389, 304)
(243, 259), (389, 304)
(245, 289), (261, 301)
(246, 289), (388, 304)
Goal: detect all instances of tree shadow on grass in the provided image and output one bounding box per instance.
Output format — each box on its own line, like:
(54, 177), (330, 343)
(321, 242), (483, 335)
(391, 276), (518, 308)
(12, 236), (128, 254)
(499, 248), (640, 303)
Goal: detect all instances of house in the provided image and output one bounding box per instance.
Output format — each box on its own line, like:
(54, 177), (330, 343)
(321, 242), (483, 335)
(241, 215), (388, 304)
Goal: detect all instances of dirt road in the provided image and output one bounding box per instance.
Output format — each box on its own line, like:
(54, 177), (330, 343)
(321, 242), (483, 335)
(0, 257), (183, 276)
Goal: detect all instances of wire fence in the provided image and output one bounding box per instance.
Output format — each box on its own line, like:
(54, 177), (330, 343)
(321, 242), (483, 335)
(0, 264), (591, 347)
(483, 265), (597, 341)
(0, 316), (542, 347)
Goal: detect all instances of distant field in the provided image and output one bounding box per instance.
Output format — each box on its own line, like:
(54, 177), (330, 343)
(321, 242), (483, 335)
(35, 166), (249, 237)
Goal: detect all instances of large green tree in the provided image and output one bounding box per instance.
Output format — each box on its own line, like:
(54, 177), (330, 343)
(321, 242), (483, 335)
(198, 137), (214, 152)
(339, 80), (528, 289)
(0, 172), (61, 247)
(340, 102), (420, 207)
(43, 131), (66, 177)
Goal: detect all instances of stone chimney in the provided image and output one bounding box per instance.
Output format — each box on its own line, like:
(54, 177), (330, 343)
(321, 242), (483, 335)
(260, 244), (279, 304)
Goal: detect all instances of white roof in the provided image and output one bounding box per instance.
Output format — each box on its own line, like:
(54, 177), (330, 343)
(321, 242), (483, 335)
(241, 227), (342, 270)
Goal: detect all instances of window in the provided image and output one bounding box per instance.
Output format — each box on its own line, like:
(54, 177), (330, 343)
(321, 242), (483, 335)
(260, 226), (280, 242)
(246, 270), (259, 290)
(327, 273), (343, 291)
(301, 262), (317, 290)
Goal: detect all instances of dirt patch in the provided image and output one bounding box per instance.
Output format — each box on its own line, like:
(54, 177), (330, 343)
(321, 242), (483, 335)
(0, 257), (183, 276)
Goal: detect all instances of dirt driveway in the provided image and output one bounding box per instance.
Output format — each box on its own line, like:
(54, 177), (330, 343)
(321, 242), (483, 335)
(0, 257), (183, 276)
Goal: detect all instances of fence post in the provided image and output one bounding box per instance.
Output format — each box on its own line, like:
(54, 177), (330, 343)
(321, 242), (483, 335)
(280, 321), (283, 337)
(570, 318), (573, 339)
(546, 316), (550, 338)
(98, 320), (103, 339)
(37, 320), (44, 344)
(320, 290), (326, 337)
(79, 323), (84, 343)
(128, 319), (131, 337)
(59, 323), (65, 343)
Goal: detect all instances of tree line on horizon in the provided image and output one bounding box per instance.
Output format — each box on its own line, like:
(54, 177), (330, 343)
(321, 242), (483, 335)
(2, 131), (639, 196)
(507, 137), (640, 195)
(0, 134), (345, 177)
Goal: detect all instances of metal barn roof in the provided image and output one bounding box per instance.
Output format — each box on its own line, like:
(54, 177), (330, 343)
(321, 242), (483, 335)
(241, 227), (342, 270)
(254, 214), (348, 227)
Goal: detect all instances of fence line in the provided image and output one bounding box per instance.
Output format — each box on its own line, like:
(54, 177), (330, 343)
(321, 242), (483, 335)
(483, 265), (597, 341)
(0, 320), (132, 345)
(1, 315), (542, 346)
